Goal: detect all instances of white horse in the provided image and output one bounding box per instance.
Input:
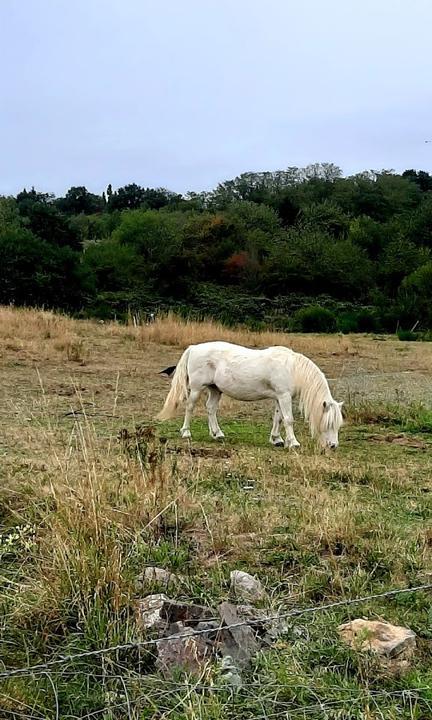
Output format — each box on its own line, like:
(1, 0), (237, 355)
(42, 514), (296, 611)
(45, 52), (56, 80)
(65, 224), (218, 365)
(157, 341), (343, 449)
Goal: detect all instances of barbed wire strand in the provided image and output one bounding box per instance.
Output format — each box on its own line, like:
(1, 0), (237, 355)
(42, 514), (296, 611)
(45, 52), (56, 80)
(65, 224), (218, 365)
(0, 582), (431, 680)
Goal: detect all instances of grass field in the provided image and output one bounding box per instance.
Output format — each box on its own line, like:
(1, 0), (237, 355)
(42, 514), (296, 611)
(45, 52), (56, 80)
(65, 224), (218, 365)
(1, 307), (432, 719)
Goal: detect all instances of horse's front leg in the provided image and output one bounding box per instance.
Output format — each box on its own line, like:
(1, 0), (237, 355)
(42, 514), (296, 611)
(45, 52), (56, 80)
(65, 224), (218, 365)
(277, 394), (300, 448)
(206, 387), (225, 439)
(180, 389), (200, 438)
(270, 403), (284, 446)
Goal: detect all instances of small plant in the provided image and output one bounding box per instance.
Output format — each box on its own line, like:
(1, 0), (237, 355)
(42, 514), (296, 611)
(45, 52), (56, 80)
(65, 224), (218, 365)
(0, 523), (37, 560)
(66, 337), (86, 362)
(397, 328), (420, 342)
(118, 424), (163, 465)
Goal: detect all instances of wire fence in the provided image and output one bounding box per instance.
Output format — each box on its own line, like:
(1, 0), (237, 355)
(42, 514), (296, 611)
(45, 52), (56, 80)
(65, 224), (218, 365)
(1, 582), (431, 680)
(1, 583), (431, 719)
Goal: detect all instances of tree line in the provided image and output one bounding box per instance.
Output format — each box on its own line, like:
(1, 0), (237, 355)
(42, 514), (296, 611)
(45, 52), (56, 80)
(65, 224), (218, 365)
(1, 163), (432, 333)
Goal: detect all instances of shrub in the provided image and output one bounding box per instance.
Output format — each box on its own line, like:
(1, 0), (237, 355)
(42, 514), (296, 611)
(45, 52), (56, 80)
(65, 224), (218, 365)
(397, 328), (420, 341)
(338, 310), (377, 334)
(291, 305), (337, 333)
(338, 312), (359, 334)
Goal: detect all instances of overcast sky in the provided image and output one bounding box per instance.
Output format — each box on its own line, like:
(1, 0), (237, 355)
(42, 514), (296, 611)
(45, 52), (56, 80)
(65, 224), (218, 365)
(1, 0), (431, 196)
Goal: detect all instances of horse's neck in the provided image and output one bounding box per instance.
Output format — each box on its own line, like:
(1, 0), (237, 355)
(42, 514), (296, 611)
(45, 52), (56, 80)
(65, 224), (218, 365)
(294, 354), (331, 409)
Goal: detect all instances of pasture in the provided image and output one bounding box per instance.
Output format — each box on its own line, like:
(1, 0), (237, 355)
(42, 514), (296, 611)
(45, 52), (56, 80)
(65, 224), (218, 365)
(1, 307), (432, 719)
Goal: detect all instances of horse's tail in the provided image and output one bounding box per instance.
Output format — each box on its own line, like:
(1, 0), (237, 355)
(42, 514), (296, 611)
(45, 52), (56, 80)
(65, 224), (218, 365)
(156, 347), (191, 420)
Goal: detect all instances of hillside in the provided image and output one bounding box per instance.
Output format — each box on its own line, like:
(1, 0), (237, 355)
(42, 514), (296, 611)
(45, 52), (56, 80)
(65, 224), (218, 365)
(2, 165), (432, 334)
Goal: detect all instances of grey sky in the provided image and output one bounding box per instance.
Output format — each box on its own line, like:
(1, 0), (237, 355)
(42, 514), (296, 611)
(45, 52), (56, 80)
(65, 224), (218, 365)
(1, 0), (431, 196)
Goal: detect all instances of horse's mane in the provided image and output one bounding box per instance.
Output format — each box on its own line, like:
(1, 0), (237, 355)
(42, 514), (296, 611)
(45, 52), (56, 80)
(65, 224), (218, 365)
(293, 352), (340, 437)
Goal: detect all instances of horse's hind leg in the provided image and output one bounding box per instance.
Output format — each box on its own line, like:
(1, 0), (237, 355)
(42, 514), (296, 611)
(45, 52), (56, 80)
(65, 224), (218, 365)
(270, 403), (284, 446)
(206, 387), (224, 439)
(180, 389), (200, 439)
(277, 394), (300, 448)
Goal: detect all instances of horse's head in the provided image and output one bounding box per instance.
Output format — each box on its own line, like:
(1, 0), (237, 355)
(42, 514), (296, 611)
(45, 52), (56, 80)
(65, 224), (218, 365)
(319, 400), (344, 449)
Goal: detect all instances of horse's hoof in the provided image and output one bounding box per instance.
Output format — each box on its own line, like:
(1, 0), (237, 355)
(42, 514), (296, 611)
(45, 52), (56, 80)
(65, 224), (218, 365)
(286, 441), (300, 449)
(180, 430), (191, 439)
(211, 433), (225, 440)
(271, 436), (284, 447)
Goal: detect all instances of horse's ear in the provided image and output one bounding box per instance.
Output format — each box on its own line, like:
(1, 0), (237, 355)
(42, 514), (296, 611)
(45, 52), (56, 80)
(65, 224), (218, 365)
(339, 401), (344, 407)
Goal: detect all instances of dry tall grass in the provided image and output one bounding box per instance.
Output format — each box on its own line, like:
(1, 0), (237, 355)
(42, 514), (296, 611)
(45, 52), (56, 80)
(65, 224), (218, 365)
(0, 305), (357, 356)
(136, 311), (359, 356)
(2, 305), (430, 371)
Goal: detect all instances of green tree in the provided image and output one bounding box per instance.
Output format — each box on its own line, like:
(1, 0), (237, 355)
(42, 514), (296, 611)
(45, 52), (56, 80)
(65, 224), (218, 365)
(83, 240), (145, 292)
(0, 197), (21, 229)
(403, 195), (432, 247)
(0, 227), (89, 308)
(378, 237), (428, 295)
(69, 212), (121, 245)
(226, 201), (281, 235)
(402, 169), (432, 193)
(112, 209), (187, 294)
(399, 262), (432, 326)
(265, 229), (373, 299)
(18, 198), (80, 249)
(57, 186), (104, 215)
(108, 184), (181, 212)
(181, 212), (242, 283)
(299, 201), (351, 238)
(348, 216), (386, 259)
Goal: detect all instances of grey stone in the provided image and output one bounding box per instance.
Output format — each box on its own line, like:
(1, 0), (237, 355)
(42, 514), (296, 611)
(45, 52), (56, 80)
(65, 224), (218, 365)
(235, 603), (289, 642)
(218, 602), (259, 669)
(230, 570), (265, 602)
(156, 623), (211, 678)
(219, 654), (243, 690)
(195, 620), (221, 641)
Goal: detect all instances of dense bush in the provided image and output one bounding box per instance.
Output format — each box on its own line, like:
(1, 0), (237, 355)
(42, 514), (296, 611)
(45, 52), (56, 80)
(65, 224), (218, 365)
(338, 309), (378, 334)
(291, 306), (337, 333)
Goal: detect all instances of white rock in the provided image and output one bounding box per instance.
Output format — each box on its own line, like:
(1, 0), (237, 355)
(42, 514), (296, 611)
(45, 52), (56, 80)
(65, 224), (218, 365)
(230, 570), (265, 602)
(136, 593), (169, 630)
(338, 619), (416, 659)
(142, 567), (177, 584)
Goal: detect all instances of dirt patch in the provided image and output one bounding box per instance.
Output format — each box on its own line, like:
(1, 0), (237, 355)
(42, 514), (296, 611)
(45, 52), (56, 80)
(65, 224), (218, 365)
(367, 433), (428, 450)
(117, 425), (232, 459)
(166, 444), (232, 458)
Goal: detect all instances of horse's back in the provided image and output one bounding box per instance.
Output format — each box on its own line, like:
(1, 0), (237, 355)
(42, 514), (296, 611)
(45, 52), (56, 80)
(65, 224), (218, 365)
(188, 341), (296, 372)
(190, 341), (294, 358)
(190, 340), (255, 353)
